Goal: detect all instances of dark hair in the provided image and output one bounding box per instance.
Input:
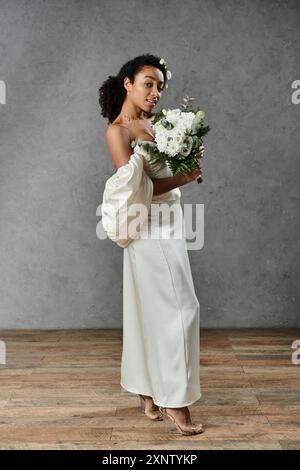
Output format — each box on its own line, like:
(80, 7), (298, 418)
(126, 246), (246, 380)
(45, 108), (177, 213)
(98, 53), (168, 124)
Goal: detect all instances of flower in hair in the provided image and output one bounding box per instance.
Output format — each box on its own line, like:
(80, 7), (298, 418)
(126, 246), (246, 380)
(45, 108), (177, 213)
(159, 57), (172, 87)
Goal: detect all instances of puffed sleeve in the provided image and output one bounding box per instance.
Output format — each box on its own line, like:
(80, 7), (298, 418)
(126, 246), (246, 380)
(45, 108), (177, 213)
(100, 152), (154, 248)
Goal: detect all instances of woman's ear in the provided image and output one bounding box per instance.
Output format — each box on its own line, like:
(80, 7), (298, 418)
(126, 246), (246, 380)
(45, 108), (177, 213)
(123, 77), (132, 93)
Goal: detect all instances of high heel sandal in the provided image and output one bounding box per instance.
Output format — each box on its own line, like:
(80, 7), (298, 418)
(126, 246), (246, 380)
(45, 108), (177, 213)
(139, 395), (163, 421)
(161, 407), (204, 435)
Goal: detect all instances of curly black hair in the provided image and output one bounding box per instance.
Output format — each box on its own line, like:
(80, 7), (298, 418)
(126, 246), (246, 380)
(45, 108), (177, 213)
(98, 53), (168, 124)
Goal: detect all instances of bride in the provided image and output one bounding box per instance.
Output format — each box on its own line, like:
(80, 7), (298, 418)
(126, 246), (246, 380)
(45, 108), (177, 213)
(98, 53), (204, 436)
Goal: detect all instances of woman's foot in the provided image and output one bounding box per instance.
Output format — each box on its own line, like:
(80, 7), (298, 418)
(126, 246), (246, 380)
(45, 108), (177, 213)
(139, 394), (163, 420)
(162, 406), (204, 435)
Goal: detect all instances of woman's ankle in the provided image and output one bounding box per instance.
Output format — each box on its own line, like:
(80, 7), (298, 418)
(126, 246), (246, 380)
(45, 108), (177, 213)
(167, 406), (188, 412)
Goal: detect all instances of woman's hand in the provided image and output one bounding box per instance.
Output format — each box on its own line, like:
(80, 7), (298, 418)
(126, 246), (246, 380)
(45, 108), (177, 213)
(193, 144), (204, 161)
(182, 165), (203, 183)
(181, 145), (204, 183)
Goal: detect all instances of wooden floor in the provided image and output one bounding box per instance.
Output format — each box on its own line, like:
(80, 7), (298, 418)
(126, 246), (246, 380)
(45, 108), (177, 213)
(0, 329), (300, 450)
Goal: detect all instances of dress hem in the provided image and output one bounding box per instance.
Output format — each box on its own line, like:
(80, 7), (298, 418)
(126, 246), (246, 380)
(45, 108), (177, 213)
(120, 381), (202, 408)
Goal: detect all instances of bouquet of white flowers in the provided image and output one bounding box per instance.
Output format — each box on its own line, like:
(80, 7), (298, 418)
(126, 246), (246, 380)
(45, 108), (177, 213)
(137, 96), (210, 184)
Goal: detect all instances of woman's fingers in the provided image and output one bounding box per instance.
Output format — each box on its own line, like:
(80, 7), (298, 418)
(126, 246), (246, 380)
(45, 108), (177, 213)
(193, 166), (202, 179)
(195, 145), (204, 159)
(183, 147), (205, 182)
(183, 165), (203, 183)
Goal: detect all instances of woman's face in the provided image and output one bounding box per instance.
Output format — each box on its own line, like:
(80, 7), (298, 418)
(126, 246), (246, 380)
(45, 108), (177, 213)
(124, 65), (165, 113)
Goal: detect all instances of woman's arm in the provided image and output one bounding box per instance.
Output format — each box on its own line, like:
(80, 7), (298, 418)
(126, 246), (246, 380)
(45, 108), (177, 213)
(151, 174), (185, 196)
(106, 122), (203, 195)
(151, 165), (202, 196)
(105, 124), (132, 169)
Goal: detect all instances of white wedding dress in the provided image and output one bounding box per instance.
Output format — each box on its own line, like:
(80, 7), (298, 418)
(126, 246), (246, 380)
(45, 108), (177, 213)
(101, 139), (201, 407)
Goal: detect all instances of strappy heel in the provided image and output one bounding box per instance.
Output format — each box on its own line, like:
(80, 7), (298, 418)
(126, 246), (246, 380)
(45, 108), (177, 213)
(139, 395), (163, 421)
(161, 407), (204, 435)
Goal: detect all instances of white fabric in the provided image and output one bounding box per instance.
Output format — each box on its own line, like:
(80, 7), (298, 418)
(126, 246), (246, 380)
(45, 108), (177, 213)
(101, 141), (201, 407)
(101, 142), (181, 248)
(101, 151), (154, 248)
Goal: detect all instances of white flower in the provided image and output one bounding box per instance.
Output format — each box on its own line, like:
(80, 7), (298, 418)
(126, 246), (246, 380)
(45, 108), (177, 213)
(156, 131), (169, 153)
(149, 103), (208, 169)
(180, 112), (195, 130)
(153, 108), (201, 158)
(159, 58), (166, 65)
(168, 142), (179, 156)
(165, 109), (181, 125)
(196, 110), (205, 119)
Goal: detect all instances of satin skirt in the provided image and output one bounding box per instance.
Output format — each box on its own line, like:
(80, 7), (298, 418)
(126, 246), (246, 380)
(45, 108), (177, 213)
(120, 199), (201, 407)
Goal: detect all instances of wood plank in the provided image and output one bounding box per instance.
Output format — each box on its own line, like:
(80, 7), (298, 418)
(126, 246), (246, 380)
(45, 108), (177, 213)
(0, 329), (299, 449)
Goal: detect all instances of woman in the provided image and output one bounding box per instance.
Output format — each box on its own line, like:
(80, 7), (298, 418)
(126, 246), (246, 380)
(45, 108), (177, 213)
(98, 54), (204, 435)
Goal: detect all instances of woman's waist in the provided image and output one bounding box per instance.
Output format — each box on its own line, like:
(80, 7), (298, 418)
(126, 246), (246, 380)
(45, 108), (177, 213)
(151, 187), (181, 203)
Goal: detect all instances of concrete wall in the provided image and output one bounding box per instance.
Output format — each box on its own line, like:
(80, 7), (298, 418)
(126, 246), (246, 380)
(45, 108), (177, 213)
(0, 0), (299, 328)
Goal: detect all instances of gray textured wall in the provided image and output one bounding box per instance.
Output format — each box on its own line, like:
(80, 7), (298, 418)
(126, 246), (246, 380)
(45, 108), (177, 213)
(0, 0), (299, 329)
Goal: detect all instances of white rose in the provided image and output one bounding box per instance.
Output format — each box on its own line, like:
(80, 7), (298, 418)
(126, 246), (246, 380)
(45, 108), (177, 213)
(166, 109), (181, 125)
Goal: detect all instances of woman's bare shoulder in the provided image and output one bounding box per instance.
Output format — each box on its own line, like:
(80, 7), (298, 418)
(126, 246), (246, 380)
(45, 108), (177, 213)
(105, 123), (133, 169)
(106, 122), (130, 143)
